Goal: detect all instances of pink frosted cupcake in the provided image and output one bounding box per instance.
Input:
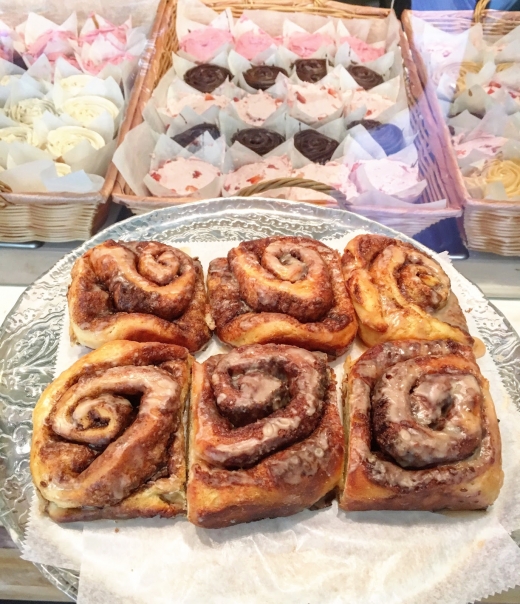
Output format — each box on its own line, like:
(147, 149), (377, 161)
(222, 155), (292, 196)
(235, 30), (279, 60)
(179, 28), (232, 62)
(148, 157), (221, 196)
(287, 32), (334, 58)
(340, 37), (385, 62)
(287, 83), (342, 122)
(232, 91), (283, 126)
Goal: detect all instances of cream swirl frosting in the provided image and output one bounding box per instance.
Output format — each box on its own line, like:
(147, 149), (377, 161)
(58, 75), (97, 96)
(8, 98), (56, 125)
(62, 95), (120, 126)
(0, 125), (38, 146)
(46, 126), (106, 158)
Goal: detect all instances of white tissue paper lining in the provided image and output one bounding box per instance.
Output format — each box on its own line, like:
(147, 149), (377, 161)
(21, 231), (520, 604)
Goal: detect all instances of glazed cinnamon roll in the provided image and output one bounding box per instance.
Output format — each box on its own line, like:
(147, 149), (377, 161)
(31, 341), (192, 522)
(208, 236), (358, 357)
(68, 240), (212, 352)
(342, 234), (474, 349)
(187, 344), (344, 528)
(340, 339), (503, 511)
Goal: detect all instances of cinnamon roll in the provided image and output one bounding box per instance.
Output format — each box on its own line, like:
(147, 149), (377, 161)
(340, 339), (503, 511)
(68, 240), (212, 352)
(184, 64), (232, 93)
(342, 234), (474, 349)
(187, 344), (344, 528)
(31, 341), (192, 522)
(208, 236), (358, 357)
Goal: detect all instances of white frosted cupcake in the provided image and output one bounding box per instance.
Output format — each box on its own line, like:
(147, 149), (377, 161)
(232, 92), (283, 126)
(0, 125), (38, 146)
(55, 162), (72, 177)
(166, 93), (230, 118)
(58, 75), (97, 96)
(46, 126), (105, 158)
(62, 95), (120, 126)
(9, 98), (56, 125)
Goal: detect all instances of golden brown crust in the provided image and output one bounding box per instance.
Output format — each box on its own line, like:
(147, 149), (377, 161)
(68, 240), (212, 352)
(340, 339), (503, 511)
(342, 235), (474, 349)
(31, 340), (192, 522)
(187, 344), (344, 528)
(208, 236), (358, 357)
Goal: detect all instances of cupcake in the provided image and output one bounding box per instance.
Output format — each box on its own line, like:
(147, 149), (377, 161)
(62, 96), (120, 126)
(235, 31), (279, 61)
(481, 158), (520, 197)
(347, 90), (395, 119)
(8, 98), (56, 125)
(290, 161), (355, 203)
(166, 93), (230, 118)
(0, 125), (38, 146)
(452, 134), (507, 160)
(347, 65), (384, 90)
(184, 64), (232, 93)
(222, 155), (292, 196)
(58, 75), (97, 95)
(348, 119), (405, 155)
(293, 129), (339, 164)
(243, 65), (287, 90)
(232, 91), (283, 126)
(350, 158), (425, 202)
(231, 128), (285, 155)
(286, 32), (334, 58)
(340, 37), (385, 63)
(172, 123), (221, 148)
(46, 126), (106, 158)
(287, 83), (342, 123)
(294, 59), (328, 83)
(148, 157), (221, 196)
(179, 28), (232, 62)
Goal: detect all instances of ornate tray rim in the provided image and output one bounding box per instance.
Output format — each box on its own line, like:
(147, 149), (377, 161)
(0, 198), (519, 602)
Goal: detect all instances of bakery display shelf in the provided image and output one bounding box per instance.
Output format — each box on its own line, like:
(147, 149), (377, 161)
(0, 198), (519, 601)
(111, 0), (463, 239)
(402, 8), (520, 257)
(0, 0), (169, 244)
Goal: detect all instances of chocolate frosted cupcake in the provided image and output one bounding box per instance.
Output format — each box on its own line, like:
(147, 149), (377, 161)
(294, 59), (327, 83)
(347, 65), (383, 90)
(349, 119), (404, 155)
(243, 65), (287, 90)
(184, 64), (232, 93)
(172, 123), (221, 148)
(294, 130), (339, 164)
(231, 128), (285, 155)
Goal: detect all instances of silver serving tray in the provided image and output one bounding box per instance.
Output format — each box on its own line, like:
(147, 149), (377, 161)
(1, 198), (519, 601)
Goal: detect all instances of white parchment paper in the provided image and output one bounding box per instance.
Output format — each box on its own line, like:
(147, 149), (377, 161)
(22, 233), (520, 604)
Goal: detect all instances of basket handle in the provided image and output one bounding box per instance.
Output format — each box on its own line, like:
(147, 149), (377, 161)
(0, 180), (11, 208)
(473, 0), (490, 23)
(236, 177), (349, 205)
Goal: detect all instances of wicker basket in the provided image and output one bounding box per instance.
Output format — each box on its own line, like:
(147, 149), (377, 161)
(0, 0), (168, 243)
(112, 0), (463, 239)
(402, 6), (520, 256)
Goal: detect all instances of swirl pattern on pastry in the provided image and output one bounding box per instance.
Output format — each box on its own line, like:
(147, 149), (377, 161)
(243, 65), (287, 90)
(31, 341), (192, 522)
(68, 240), (212, 352)
(172, 123), (221, 148)
(482, 158), (520, 198)
(293, 129), (339, 164)
(208, 236), (357, 357)
(294, 59), (327, 83)
(349, 119), (405, 155)
(342, 234), (473, 349)
(340, 339), (503, 511)
(184, 64), (232, 93)
(347, 65), (384, 90)
(231, 127), (285, 155)
(187, 343), (344, 528)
